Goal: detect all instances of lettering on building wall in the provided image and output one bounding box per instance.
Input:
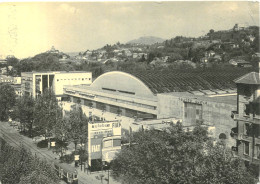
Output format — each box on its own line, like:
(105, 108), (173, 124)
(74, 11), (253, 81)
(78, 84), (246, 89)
(92, 145), (100, 152)
(178, 97), (207, 105)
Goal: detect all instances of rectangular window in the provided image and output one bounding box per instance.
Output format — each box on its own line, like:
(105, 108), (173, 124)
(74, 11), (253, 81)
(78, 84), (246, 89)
(103, 140), (112, 148)
(118, 90), (135, 95)
(113, 139), (121, 147)
(256, 145), (260, 159)
(244, 123), (250, 136)
(102, 87), (116, 92)
(244, 141), (249, 155)
(185, 112), (187, 117)
(196, 109), (200, 115)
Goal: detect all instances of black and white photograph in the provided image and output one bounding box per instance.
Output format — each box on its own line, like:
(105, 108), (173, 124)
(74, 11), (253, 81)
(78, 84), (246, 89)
(0, 1), (259, 184)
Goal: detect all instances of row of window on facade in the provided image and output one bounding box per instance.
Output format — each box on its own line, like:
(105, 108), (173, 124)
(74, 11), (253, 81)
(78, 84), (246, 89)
(243, 141), (260, 159)
(244, 123), (260, 137)
(56, 78), (91, 82)
(22, 77), (33, 81)
(71, 92), (156, 110)
(244, 102), (260, 116)
(70, 96), (155, 119)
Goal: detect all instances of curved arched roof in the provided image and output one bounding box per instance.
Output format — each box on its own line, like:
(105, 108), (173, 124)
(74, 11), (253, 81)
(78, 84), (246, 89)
(91, 71), (155, 99)
(91, 69), (252, 95)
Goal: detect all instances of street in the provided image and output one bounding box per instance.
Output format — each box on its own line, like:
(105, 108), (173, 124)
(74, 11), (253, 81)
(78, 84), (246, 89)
(0, 121), (119, 184)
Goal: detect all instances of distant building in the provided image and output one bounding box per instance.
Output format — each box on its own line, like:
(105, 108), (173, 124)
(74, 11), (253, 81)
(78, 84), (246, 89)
(205, 50), (215, 58)
(47, 46), (59, 54)
(21, 71), (92, 99)
(0, 67), (7, 74)
(233, 23), (248, 31)
(248, 35), (256, 42)
(0, 75), (14, 83)
(132, 53), (138, 59)
(123, 50), (132, 57)
(0, 59), (7, 65)
(229, 59), (252, 68)
(253, 53), (260, 59)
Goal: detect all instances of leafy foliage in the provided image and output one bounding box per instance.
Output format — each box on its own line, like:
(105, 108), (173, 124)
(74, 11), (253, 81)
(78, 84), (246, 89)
(0, 84), (16, 121)
(33, 89), (63, 137)
(0, 139), (59, 184)
(66, 104), (89, 151)
(14, 94), (35, 136)
(111, 124), (257, 184)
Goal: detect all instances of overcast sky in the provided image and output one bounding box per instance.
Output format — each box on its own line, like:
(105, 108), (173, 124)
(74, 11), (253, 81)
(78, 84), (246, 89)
(0, 1), (259, 58)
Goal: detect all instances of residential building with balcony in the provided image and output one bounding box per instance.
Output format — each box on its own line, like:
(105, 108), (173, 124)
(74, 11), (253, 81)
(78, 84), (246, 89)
(231, 66), (260, 179)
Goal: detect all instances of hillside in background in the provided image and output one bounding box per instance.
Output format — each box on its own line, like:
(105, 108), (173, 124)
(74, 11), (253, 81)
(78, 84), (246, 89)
(127, 36), (165, 45)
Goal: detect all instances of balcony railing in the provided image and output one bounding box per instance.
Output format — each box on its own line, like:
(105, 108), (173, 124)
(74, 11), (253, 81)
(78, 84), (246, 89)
(233, 114), (260, 125)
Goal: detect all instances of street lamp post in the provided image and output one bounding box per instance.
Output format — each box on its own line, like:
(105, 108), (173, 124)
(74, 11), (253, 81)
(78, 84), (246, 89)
(107, 169), (110, 184)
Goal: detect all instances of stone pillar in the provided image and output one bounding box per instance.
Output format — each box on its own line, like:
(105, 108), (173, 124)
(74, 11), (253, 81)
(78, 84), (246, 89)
(258, 164), (260, 184)
(105, 104), (110, 112)
(121, 108), (126, 116)
(92, 101), (97, 108)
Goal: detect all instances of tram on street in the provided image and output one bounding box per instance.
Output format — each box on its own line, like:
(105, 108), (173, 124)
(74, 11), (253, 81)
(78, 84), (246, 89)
(54, 160), (78, 184)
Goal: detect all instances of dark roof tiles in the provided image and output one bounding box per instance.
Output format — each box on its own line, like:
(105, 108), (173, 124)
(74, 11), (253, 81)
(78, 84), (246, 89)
(128, 69), (252, 94)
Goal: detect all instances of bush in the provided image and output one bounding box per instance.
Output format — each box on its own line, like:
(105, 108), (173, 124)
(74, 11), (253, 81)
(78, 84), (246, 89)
(60, 153), (74, 164)
(37, 139), (48, 148)
(37, 138), (68, 149)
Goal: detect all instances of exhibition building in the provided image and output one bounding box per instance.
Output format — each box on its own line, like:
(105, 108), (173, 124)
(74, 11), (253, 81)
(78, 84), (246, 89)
(63, 69), (251, 146)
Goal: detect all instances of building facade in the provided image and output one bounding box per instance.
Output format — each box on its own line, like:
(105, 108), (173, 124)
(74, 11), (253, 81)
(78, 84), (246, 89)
(64, 71), (158, 120)
(157, 92), (237, 147)
(232, 71), (260, 168)
(62, 70), (249, 146)
(21, 71), (92, 98)
(88, 120), (121, 170)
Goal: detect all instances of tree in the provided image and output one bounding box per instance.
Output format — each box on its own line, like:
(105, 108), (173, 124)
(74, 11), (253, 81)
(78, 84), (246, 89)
(0, 139), (59, 184)
(111, 123), (256, 184)
(53, 118), (70, 157)
(0, 84), (16, 121)
(18, 171), (57, 184)
(33, 89), (62, 138)
(6, 57), (19, 67)
(15, 94), (35, 136)
(66, 104), (88, 152)
(209, 29), (214, 34)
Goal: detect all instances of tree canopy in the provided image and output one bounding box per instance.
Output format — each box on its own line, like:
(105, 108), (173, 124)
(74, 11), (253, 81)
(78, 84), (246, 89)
(0, 139), (59, 184)
(13, 94), (35, 136)
(111, 124), (257, 184)
(0, 84), (16, 121)
(66, 104), (89, 151)
(33, 89), (63, 138)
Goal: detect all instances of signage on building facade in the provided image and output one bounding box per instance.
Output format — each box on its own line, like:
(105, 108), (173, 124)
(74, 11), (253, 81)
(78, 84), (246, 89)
(88, 121), (121, 167)
(178, 97), (207, 105)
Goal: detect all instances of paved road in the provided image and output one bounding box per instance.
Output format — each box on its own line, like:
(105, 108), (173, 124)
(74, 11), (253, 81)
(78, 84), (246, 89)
(0, 121), (119, 184)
